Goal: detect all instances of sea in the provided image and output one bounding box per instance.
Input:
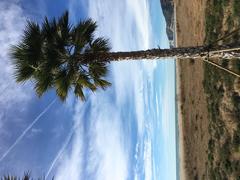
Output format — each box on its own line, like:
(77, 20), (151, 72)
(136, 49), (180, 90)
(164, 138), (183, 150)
(149, 0), (179, 180)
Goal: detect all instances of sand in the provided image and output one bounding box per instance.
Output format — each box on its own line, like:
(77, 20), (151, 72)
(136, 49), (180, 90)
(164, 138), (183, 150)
(174, 0), (209, 179)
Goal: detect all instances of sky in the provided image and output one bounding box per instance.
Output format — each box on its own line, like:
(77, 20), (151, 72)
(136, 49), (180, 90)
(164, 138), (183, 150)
(0, 0), (177, 179)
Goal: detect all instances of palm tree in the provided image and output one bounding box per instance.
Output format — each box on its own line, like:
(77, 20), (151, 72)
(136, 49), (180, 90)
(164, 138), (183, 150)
(11, 11), (111, 101)
(1, 173), (53, 180)
(1, 172), (41, 180)
(11, 11), (240, 101)
(1, 173), (29, 180)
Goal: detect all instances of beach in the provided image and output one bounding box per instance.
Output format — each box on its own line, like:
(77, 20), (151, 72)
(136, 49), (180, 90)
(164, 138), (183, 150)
(174, 0), (210, 179)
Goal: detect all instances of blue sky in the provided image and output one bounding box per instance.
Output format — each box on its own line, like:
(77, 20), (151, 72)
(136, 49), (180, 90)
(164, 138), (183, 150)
(0, 0), (176, 179)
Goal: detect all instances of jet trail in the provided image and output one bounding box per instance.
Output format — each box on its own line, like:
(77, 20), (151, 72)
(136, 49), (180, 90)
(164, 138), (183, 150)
(45, 127), (75, 179)
(45, 107), (85, 179)
(0, 98), (56, 162)
(0, 84), (11, 98)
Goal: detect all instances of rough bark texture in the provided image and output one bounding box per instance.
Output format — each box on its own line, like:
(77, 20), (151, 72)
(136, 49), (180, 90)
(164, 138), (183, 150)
(79, 44), (240, 62)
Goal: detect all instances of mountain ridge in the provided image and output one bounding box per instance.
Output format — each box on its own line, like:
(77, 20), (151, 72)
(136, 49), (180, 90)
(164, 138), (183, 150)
(160, 0), (174, 47)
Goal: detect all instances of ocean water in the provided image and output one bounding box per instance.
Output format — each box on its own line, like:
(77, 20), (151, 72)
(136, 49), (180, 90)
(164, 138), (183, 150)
(0, 1), (177, 179)
(148, 0), (178, 179)
(57, 0), (178, 179)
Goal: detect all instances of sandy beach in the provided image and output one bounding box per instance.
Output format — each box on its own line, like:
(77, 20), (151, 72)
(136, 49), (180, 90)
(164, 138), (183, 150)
(174, 0), (209, 179)
(176, 58), (186, 180)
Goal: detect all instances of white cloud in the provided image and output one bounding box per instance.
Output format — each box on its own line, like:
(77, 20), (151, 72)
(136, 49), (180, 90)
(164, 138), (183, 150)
(126, 0), (151, 50)
(160, 61), (175, 142)
(57, 0), (158, 179)
(0, 1), (32, 106)
(91, 101), (129, 180)
(0, 1), (176, 179)
(55, 96), (129, 180)
(0, 1), (34, 153)
(160, 89), (171, 140)
(54, 102), (84, 180)
(25, 128), (42, 139)
(55, 128), (83, 180)
(143, 137), (152, 180)
(31, 128), (42, 134)
(87, 0), (153, 137)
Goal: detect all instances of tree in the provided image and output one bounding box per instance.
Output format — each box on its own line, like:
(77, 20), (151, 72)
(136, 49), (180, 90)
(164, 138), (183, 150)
(1, 173), (53, 180)
(11, 11), (240, 101)
(11, 11), (111, 101)
(1, 173), (30, 180)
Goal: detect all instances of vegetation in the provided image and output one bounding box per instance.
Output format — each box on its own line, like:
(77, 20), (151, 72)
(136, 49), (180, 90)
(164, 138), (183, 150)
(9, 5), (240, 179)
(204, 0), (240, 179)
(12, 11), (240, 102)
(0, 173), (52, 180)
(233, 0), (240, 17)
(11, 11), (111, 101)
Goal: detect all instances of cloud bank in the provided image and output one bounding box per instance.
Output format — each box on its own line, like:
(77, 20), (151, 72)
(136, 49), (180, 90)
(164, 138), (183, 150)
(55, 0), (176, 179)
(55, 0), (155, 179)
(0, 1), (32, 106)
(0, 1), (35, 157)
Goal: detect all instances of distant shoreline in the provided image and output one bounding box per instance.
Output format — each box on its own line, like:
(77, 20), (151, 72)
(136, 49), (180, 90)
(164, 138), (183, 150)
(175, 59), (186, 180)
(173, 3), (182, 180)
(173, 0), (208, 179)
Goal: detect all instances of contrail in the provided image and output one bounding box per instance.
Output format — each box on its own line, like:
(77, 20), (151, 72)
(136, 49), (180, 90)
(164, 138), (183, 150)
(45, 106), (86, 179)
(45, 127), (75, 179)
(0, 84), (11, 97)
(0, 98), (57, 162)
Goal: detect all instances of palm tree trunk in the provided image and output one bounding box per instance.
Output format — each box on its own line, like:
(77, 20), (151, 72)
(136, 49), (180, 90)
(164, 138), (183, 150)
(80, 44), (240, 62)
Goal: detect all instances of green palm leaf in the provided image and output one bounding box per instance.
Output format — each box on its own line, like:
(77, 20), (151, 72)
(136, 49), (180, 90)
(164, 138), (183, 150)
(11, 11), (111, 101)
(1, 172), (54, 180)
(94, 79), (111, 89)
(90, 37), (110, 52)
(77, 74), (97, 92)
(74, 84), (86, 101)
(34, 71), (54, 96)
(54, 69), (72, 101)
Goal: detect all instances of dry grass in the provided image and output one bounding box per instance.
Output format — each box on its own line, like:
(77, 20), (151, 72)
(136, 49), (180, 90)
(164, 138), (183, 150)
(176, 0), (240, 179)
(174, 0), (209, 179)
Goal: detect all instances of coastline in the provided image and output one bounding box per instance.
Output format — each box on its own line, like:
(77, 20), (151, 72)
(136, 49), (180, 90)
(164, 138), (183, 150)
(176, 60), (186, 180)
(170, 2), (185, 180)
(174, 0), (208, 179)
(174, 5), (186, 179)
(160, 0), (208, 178)
(173, 3), (185, 180)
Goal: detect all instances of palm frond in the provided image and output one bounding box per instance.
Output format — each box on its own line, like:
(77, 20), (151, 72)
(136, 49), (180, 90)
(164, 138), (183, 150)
(41, 17), (57, 41)
(55, 12), (72, 53)
(75, 19), (97, 42)
(1, 172), (51, 180)
(22, 21), (43, 64)
(43, 46), (62, 68)
(10, 21), (43, 79)
(54, 68), (74, 101)
(77, 74), (97, 92)
(74, 84), (86, 101)
(94, 78), (111, 89)
(71, 19), (97, 54)
(22, 172), (31, 180)
(11, 10), (112, 101)
(58, 11), (71, 41)
(33, 71), (53, 96)
(90, 37), (111, 52)
(2, 175), (17, 180)
(14, 62), (36, 83)
(10, 44), (36, 82)
(89, 62), (108, 78)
